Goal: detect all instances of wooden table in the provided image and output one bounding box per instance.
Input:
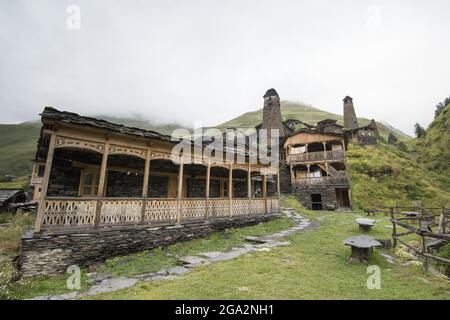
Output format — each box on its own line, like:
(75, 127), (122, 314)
(343, 236), (382, 264)
(355, 218), (376, 231)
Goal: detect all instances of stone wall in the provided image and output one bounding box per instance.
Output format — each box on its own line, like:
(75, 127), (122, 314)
(106, 171), (143, 197)
(148, 175), (169, 198)
(19, 214), (280, 277)
(279, 162), (292, 195)
(292, 184), (338, 210)
(47, 159), (81, 197)
(187, 178), (206, 198)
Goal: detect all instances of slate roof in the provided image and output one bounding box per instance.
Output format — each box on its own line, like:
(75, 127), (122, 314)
(0, 189), (24, 203)
(41, 107), (176, 142)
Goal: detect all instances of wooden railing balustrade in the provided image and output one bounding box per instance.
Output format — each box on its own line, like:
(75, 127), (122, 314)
(293, 175), (349, 187)
(288, 149), (345, 163)
(40, 197), (278, 230)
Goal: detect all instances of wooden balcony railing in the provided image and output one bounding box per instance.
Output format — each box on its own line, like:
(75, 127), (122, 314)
(288, 150), (345, 163)
(293, 175), (349, 187)
(40, 197), (279, 230)
(30, 175), (43, 185)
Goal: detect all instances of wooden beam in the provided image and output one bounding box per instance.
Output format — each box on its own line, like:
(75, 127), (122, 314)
(177, 159), (184, 224)
(262, 174), (267, 214)
(140, 148), (151, 223)
(229, 163), (233, 217)
(34, 134), (57, 233)
(205, 160), (211, 219)
(94, 142), (110, 227)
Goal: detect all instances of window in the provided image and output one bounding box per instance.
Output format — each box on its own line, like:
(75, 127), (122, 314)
(80, 170), (100, 196)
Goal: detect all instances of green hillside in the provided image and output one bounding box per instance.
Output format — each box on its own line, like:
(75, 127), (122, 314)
(0, 103), (409, 179)
(348, 143), (450, 210)
(0, 122), (41, 178)
(413, 104), (450, 188)
(0, 117), (184, 179)
(217, 100), (411, 141)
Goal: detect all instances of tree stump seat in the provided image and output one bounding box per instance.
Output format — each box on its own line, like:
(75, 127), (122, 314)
(355, 218), (376, 231)
(343, 236), (382, 264)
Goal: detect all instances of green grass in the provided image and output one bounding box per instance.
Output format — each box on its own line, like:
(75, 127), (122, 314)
(413, 104), (450, 189)
(347, 143), (450, 211)
(0, 216), (292, 299)
(96, 217), (293, 278)
(0, 176), (30, 190)
(86, 197), (450, 300)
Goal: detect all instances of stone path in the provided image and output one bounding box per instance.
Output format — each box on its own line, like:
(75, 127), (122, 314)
(30, 207), (317, 300)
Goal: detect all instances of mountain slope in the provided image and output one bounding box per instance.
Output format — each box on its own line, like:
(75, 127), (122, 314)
(0, 102), (410, 178)
(0, 117), (184, 178)
(217, 101), (410, 141)
(413, 104), (450, 188)
(348, 143), (450, 210)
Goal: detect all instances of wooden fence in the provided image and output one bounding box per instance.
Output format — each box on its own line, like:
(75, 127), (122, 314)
(41, 197), (278, 230)
(368, 205), (450, 271)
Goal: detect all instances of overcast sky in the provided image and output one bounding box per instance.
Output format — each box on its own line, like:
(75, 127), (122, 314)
(1, 0), (449, 135)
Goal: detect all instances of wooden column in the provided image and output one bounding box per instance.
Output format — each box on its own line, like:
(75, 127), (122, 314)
(177, 159), (184, 224)
(262, 174), (267, 214)
(247, 164), (251, 215)
(34, 134), (57, 233)
(94, 142), (109, 227)
(205, 160), (211, 219)
(140, 149), (151, 224)
(323, 142), (327, 160)
(277, 168), (281, 198)
(229, 163), (233, 217)
(325, 162), (329, 176)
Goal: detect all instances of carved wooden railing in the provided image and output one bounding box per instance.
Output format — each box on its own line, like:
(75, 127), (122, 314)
(42, 198), (97, 227)
(39, 197), (280, 230)
(208, 199), (230, 217)
(288, 150), (345, 163)
(293, 175), (349, 187)
(145, 198), (178, 223)
(100, 198), (142, 224)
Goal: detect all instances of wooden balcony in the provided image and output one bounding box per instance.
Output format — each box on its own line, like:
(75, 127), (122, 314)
(293, 175), (349, 187)
(288, 150), (345, 164)
(40, 197), (279, 230)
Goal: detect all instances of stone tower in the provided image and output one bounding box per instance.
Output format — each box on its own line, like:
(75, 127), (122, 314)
(261, 88), (287, 138)
(343, 96), (359, 129)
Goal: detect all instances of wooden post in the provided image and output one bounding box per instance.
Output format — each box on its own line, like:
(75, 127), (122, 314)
(94, 142), (109, 227)
(247, 164), (251, 215)
(34, 134), (57, 233)
(205, 160), (211, 219)
(390, 207), (397, 248)
(229, 163), (233, 217)
(420, 207), (429, 272)
(262, 174), (267, 214)
(277, 168), (281, 199)
(140, 149), (151, 224)
(439, 206), (446, 234)
(323, 142), (327, 160)
(177, 159), (184, 224)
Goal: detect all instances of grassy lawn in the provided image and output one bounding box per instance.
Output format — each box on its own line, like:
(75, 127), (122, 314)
(87, 197), (450, 300)
(0, 216), (292, 299)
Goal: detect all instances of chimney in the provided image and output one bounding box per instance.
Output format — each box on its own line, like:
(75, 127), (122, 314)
(343, 96), (359, 129)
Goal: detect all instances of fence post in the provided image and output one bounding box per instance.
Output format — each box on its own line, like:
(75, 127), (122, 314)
(390, 207), (397, 248)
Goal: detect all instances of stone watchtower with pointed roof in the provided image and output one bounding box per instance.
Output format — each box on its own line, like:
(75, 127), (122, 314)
(261, 88), (288, 138)
(343, 96), (359, 130)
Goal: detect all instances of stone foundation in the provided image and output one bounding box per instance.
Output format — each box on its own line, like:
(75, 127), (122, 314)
(19, 214), (280, 277)
(292, 185), (338, 210)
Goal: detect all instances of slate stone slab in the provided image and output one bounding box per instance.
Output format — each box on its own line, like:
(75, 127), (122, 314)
(87, 277), (137, 295)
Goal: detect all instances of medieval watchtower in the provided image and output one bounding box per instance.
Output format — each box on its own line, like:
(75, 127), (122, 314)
(343, 96), (359, 129)
(261, 88), (288, 138)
